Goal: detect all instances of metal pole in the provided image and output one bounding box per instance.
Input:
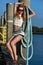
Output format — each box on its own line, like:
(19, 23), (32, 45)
(1, 15), (4, 26)
(18, 0), (30, 6)
(26, 7), (29, 65)
(18, 1), (31, 65)
(4, 11), (7, 25)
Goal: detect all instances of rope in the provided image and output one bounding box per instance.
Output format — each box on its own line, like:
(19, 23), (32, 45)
(20, 6), (33, 62)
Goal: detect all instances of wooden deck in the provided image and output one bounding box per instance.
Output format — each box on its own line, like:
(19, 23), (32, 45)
(0, 58), (26, 65)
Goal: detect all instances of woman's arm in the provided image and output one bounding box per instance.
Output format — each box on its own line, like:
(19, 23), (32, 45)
(15, 2), (24, 5)
(14, 2), (24, 17)
(28, 7), (36, 18)
(23, 6), (35, 23)
(14, 3), (17, 17)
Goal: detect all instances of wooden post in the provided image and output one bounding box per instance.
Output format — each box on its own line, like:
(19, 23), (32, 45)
(18, 0), (30, 6)
(6, 3), (13, 41)
(18, 0), (30, 62)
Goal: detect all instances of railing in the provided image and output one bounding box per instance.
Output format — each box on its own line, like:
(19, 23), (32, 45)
(0, 26), (7, 44)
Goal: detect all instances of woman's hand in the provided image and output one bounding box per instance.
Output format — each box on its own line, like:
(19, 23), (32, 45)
(15, 2), (24, 5)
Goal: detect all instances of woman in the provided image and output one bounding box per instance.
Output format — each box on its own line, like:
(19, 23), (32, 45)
(6, 2), (35, 61)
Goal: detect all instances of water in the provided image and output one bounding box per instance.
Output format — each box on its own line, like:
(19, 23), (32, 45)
(29, 34), (43, 65)
(0, 34), (43, 65)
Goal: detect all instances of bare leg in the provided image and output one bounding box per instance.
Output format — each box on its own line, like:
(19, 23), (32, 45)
(6, 40), (14, 60)
(11, 35), (22, 61)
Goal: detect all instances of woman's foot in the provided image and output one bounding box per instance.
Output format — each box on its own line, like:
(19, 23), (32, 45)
(15, 55), (18, 61)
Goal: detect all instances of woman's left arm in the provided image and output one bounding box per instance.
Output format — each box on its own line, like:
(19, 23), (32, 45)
(28, 7), (36, 18)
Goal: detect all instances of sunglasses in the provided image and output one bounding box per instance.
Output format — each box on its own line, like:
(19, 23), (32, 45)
(19, 9), (24, 11)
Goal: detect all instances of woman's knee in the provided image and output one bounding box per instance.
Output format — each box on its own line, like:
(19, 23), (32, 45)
(6, 41), (10, 47)
(6, 37), (13, 47)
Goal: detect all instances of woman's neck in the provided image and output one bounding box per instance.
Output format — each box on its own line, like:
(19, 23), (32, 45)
(17, 13), (22, 19)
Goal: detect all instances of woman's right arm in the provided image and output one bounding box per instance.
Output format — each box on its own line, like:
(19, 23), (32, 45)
(14, 3), (17, 17)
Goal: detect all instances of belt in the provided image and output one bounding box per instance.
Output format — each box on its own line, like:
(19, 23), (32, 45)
(13, 27), (23, 32)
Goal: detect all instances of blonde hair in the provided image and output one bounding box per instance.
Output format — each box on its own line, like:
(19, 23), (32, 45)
(17, 4), (26, 23)
(23, 7), (27, 23)
(17, 4), (24, 12)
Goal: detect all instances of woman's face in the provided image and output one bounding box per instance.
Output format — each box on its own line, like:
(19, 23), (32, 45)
(18, 7), (24, 15)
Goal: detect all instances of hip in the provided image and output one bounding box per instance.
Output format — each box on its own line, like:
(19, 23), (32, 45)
(13, 27), (25, 37)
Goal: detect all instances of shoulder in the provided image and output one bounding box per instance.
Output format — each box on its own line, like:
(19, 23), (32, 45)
(14, 16), (17, 20)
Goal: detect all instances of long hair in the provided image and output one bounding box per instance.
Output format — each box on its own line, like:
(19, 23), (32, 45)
(17, 4), (26, 22)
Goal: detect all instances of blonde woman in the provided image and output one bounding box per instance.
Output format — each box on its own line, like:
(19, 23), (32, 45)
(6, 2), (35, 61)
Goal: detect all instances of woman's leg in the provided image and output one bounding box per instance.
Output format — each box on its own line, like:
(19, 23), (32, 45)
(6, 39), (14, 60)
(11, 35), (22, 61)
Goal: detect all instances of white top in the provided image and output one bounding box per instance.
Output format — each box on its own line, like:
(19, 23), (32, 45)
(13, 17), (23, 27)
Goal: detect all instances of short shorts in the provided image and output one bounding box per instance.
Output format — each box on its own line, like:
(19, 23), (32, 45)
(8, 27), (25, 42)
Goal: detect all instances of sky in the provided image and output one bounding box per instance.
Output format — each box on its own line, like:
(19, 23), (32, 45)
(0, 0), (43, 27)
(31, 0), (43, 27)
